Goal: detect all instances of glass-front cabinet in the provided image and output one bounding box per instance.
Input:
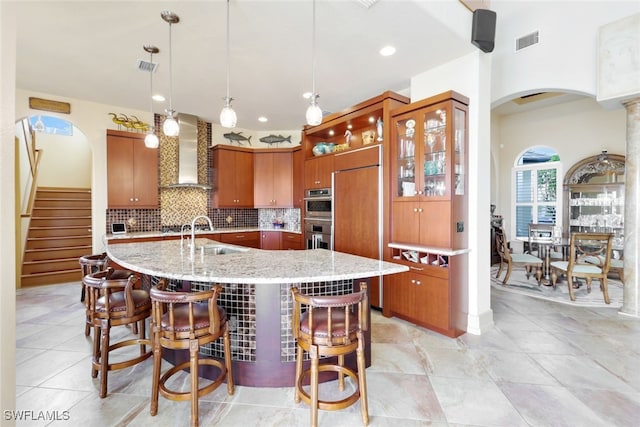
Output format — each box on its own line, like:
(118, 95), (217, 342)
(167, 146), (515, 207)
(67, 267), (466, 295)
(389, 91), (469, 249)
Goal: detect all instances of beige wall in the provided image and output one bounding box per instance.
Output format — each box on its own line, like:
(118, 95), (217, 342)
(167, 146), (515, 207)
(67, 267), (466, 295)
(493, 96), (627, 235)
(33, 125), (91, 188)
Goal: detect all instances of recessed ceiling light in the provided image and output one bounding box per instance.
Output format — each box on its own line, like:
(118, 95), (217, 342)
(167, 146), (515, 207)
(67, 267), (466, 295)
(258, 116), (268, 123)
(302, 92), (312, 99)
(329, 130), (335, 136)
(368, 116), (375, 123)
(380, 45), (396, 56)
(152, 94), (165, 102)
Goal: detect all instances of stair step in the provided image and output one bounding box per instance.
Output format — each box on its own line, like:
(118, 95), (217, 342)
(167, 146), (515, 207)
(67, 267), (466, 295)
(32, 207), (92, 217)
(21, 270), (82, 287)
(25, 235), (92, 249)
(22, 258), (81, 275)
(34, 198), (91, 208)
(36, 187), (91, 200)
(23, 245), (92, 261)
(30, 217), (92, 227)
(28, 226), (92, 238)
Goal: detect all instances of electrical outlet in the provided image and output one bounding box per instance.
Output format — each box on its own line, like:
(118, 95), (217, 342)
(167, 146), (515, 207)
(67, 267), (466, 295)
(456, 221), (464, 232)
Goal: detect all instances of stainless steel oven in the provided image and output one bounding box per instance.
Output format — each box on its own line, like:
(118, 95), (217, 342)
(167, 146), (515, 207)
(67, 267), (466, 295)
(304, 188), (332, 218)
(304, 219), (333, 250)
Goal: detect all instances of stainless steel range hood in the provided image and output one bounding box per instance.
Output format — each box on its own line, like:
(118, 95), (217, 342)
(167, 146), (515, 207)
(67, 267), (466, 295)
(164, 113), (212, 190)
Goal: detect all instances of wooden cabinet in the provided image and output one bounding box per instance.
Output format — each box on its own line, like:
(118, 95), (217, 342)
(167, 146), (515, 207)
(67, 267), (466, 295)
(304, 155), (333, 189)
(389, 91), (469, 250)
(292, 147), (304, 208)
(219, 231), (260, 248)
(254, 150), (293, 207)
(106, 129), (158, 208)
(281, 231), (303, 250)
(260, 231), (280, 250)
(384, 91), (469, 337)
(384, 249), (467, 338)
(211, 146), (254, 208)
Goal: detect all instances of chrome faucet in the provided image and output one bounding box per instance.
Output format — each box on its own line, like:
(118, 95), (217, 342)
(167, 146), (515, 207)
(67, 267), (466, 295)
(190, 215), (214, 259)
(180, 223), (192, 252)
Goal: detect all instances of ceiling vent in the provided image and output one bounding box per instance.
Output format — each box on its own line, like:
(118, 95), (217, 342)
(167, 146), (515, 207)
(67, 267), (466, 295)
(136, 59), (158, 73)
(515, 31), (539, 51)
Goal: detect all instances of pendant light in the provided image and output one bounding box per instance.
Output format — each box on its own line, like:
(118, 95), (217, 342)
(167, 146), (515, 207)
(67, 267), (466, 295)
(220, 0), (237, 128)
(161, 10), (180, 137)
(143, 45), (160, 148)
(305, 0), (322, 126)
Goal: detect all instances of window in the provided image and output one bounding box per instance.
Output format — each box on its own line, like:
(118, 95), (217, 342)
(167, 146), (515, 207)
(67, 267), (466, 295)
(512, 147), (561, 239)
(29, 115), (73, 136)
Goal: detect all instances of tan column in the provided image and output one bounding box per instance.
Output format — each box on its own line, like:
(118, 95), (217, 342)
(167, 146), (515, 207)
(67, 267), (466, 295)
(621, 98), (640, 317)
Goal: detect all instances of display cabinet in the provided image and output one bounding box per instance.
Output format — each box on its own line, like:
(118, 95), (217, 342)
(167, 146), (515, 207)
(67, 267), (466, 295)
(389, 91), (469, 249)
(563, 152), (625, 251)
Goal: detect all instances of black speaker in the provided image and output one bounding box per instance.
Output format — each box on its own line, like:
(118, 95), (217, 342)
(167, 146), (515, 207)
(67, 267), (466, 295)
(471, 9), (497, 53)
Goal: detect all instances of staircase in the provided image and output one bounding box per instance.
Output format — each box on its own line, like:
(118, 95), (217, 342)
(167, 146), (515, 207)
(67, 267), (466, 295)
(21, 187), (92, 286)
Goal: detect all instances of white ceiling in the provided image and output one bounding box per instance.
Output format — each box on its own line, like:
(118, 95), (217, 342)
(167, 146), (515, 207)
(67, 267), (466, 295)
(13, 0), (477, 130)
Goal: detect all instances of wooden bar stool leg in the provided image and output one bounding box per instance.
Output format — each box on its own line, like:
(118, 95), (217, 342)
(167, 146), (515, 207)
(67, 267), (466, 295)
(294, 345), (303, 403)
(150, 330), (162, 416)
(223, 323), (235, 395)
(99, 318), (110, 398)
(91, 325), (101, 379)
(338, 354), (345, 391)
(310, 345), (320, 427)
(189, 340), (200, 427)
(357, 331), (369, 426)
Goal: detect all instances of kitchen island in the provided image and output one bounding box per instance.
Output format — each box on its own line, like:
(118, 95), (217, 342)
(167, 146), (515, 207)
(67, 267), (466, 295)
(106, 238), (408, 387)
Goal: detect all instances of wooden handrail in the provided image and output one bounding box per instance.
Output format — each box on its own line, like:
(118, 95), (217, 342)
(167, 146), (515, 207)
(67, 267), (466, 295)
(21, 148), (43, 218)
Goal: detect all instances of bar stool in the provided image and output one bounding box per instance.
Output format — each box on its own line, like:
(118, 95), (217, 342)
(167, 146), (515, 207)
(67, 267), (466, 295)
(291, 284), (369, 427)
(150, 281), (234, 427)
(84, 268), (152, 398)
(81, 258), (135, 337)
(79, 253), (108, 303)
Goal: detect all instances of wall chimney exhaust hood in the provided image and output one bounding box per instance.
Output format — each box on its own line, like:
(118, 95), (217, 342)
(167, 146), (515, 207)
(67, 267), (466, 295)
(163, 113), (212, 190)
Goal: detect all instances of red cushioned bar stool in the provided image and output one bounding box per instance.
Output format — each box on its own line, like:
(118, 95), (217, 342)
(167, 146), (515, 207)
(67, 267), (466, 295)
(150, 281), (234, 427)
(83, 268), (152, 398)
(291, 284), (369, 427)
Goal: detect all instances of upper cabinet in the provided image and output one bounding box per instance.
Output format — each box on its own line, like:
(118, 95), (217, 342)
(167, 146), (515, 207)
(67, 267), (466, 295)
(211, 146), (254, 208)
(254, 149), (293, 208)
(302, 91), (409, 190)
(563, 153), (625, 250)
(106, 129), (158, 208)
(292, 146), (304, 208)
(389, 91), (469, 249)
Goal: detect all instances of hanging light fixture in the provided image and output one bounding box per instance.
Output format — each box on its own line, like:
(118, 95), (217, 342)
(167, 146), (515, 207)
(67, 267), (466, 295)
(143, 45), (160, 148)
(305, 0), (322, 126)
(161, 10), (180, 137)
(220, 0), (237, 128)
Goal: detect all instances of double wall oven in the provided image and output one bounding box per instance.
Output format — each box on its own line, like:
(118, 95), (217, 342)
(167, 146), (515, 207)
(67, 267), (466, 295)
(304, 188), (332, 250)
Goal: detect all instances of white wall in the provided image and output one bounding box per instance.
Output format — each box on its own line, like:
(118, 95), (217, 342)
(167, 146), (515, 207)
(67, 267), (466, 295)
(1, 2), (17, 421)
(491, 1), (640, 104)
(32, 125), (91, 188)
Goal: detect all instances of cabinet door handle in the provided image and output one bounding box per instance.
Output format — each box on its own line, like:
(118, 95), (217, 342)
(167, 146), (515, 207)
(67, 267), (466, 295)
(409, 266), (424, 271)
(413, 208), (418, 213)
(415, 280), (421, 285)
(418, 208), (423, 212)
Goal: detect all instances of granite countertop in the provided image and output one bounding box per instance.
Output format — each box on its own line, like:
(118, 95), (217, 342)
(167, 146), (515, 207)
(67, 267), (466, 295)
(106, 226), (301, 241)
(106, 238), (408, 284)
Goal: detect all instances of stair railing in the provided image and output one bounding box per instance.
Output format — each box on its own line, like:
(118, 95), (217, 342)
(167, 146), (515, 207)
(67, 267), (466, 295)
(16, 117), (43, 218)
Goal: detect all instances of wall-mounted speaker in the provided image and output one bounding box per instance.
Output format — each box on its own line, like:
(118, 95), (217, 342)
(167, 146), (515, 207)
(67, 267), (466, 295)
(471, 9), (497, 53)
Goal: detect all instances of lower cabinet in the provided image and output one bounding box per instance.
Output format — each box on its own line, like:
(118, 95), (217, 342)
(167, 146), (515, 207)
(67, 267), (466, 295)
(383, 251), (467, 338)
(219, 231), (261, 248)
(281, 232), (303, 250)
(260, 231), (281, 250)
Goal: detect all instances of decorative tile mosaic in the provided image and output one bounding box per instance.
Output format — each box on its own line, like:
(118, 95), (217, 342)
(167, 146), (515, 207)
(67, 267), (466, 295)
(258, 208), (301, 230)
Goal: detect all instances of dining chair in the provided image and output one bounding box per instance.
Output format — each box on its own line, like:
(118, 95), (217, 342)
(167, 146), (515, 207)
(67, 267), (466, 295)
(549, 232), (614, 303)
(495, 226), (543, 285)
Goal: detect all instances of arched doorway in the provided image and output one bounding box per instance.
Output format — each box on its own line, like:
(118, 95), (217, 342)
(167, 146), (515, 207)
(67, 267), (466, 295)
(16, 115), (92, 287)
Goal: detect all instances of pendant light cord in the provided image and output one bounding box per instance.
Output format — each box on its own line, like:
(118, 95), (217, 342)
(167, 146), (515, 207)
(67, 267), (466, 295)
(311, 0), (316, 99)
(149, 51), (154, 119)
(225, 0), (231, 101)
(168, 21), (173, 112)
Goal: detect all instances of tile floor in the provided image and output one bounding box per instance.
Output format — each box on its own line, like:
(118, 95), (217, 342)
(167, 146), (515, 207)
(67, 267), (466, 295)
(14, 282), (640, 426)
